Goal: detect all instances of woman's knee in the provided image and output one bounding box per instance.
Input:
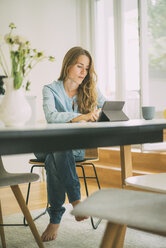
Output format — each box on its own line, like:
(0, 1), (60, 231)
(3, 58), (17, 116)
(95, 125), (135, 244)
(72, 149), (85, 161)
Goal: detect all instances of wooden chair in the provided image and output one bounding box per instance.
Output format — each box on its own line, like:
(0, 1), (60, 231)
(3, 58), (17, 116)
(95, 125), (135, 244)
(25, 148), (101, 229)
(0, 157), (44, 248)
(71, 188), (166, 248)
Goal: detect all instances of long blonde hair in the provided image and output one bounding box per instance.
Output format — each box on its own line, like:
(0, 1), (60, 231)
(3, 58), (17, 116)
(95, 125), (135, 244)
(58, 47), (98, 114)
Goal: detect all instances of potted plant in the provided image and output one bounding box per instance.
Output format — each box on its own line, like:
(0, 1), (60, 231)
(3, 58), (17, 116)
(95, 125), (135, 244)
(0, 23), (55, 127)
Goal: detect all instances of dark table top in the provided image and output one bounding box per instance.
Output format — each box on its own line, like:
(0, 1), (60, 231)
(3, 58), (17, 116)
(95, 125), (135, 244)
(0, 119), (166, 155)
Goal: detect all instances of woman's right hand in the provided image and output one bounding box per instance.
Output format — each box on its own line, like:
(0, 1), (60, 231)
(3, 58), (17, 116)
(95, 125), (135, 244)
(71, 109), (101, 123)
(83, 109), (101, 122)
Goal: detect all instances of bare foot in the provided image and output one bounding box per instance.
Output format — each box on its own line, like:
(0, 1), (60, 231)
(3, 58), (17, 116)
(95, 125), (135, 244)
(41, 223), (60, 242)
(75, 215), (89, 221)
(72, 200), (89, 222)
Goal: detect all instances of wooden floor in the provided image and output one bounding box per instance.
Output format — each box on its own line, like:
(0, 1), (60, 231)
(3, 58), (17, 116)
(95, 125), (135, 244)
(0, 179), (106, 216)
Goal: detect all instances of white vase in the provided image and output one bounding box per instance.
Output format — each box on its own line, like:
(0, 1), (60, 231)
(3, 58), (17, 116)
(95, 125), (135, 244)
(0, 77), (32, 127)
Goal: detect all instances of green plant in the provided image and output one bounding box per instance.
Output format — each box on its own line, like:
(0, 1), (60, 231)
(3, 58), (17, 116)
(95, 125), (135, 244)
(0, 23), (55, 90)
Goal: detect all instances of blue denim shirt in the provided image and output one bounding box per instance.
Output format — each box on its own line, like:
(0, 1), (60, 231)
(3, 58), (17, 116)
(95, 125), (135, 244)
(43, 80), (106, 123)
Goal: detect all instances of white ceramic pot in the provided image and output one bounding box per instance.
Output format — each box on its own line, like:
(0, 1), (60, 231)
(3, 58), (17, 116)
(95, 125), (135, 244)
(0, 77), (32, 127)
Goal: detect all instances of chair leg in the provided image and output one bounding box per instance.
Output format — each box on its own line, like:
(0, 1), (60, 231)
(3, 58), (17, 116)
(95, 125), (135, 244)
(79, 162), (101, 189)
(100, 222), (126, 248)
(23, 165), (48, 226)
(78, 165), (89, 196)
(11, 185), (44, 248)
(0, 201), (6, 248)
(78, 164), (102, 229)
(90, 163), (101, 189)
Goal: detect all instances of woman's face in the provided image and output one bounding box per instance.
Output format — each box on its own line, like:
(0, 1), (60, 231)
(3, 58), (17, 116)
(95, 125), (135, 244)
(67, 55), (90, 85)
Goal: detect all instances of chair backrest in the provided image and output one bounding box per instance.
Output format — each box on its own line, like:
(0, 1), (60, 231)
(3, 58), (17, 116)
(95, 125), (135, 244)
(0, 156), (39, 188)
(85, 148), (98, 160)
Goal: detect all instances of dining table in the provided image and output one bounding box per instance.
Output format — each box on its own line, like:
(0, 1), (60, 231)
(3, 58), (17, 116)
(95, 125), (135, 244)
(0, 119), (166, 186)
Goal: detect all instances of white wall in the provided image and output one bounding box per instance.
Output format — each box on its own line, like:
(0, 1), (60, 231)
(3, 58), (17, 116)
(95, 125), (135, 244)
(0, 0), (81, 121)
(0, 0), (85, 173)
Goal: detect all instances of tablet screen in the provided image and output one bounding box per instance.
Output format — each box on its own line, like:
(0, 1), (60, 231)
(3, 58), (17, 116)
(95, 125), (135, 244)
(97, 101), (129, 122)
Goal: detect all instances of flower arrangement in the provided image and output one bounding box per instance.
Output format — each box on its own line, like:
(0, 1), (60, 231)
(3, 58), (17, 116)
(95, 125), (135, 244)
(0, 23), (55, 90)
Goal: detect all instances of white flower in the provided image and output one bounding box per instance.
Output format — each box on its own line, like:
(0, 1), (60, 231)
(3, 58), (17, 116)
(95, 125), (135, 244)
(13, 35), (27, 45)
(4, 33), (14, 44)
(9, 22), (16, 29)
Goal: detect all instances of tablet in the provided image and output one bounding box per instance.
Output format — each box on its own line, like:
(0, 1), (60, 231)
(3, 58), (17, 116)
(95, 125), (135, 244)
(97, 101), (129, 122)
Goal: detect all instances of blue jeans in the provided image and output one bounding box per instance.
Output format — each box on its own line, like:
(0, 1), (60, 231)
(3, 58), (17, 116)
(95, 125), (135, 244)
(35, 149), (85, 224)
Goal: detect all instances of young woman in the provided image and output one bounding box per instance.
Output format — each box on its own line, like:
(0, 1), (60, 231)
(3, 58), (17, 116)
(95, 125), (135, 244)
(36, 46), (106, 242)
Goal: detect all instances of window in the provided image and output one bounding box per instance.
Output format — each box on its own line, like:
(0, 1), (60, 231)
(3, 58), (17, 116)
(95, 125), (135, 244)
(142, 0), (166, 151)
(95, 0), (140, 119)
(124, 0), (140, 119)
(95, 0), (166, 151)
(148, 0), (166, 114)
(95, 0), (115, 98)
